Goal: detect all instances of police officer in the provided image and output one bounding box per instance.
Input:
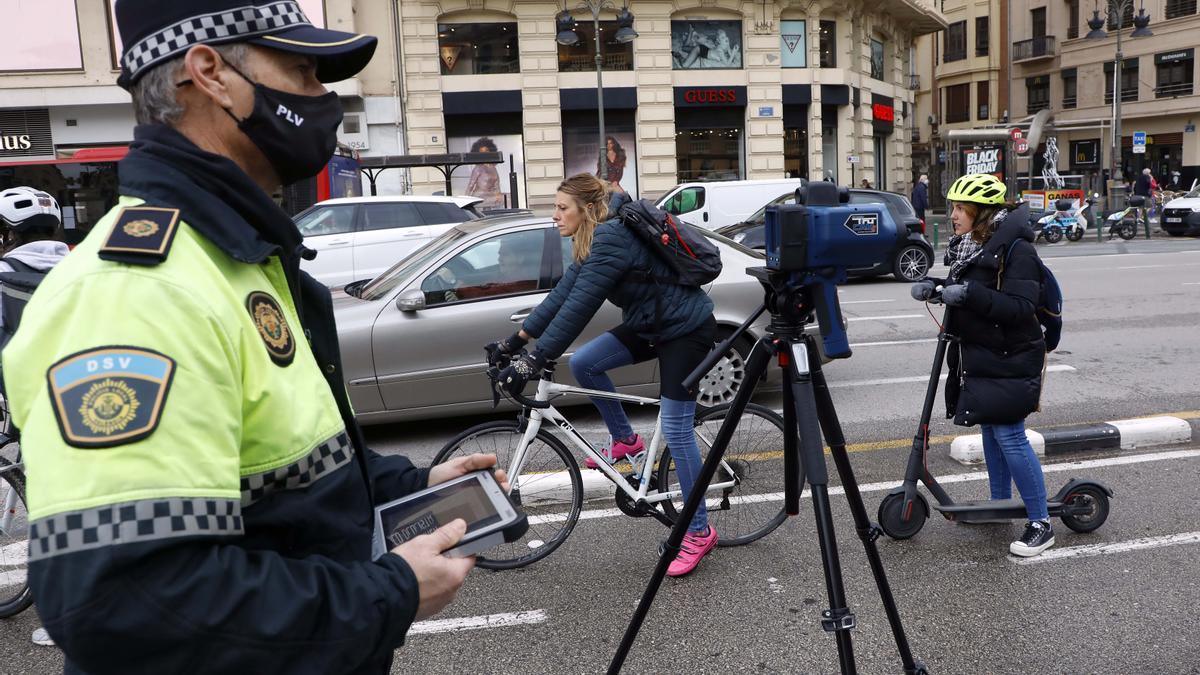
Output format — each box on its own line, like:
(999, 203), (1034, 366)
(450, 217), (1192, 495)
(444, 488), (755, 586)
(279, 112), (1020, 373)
(2, 2), (503, 672)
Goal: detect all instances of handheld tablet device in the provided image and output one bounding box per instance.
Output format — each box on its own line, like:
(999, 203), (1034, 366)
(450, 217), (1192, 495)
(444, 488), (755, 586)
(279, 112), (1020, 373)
(371, 470), (529, 560)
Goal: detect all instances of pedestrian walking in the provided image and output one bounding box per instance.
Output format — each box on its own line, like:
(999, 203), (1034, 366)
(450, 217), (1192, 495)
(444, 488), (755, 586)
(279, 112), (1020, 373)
(911, 174), (930, 223)
(909, 173), (1055, 557)
(1, 1), (505, 672)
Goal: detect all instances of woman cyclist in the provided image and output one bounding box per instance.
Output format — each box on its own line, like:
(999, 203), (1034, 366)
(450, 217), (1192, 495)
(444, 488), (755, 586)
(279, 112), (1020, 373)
(488, 173), (719, 576)
(909, 173), (1055, 557)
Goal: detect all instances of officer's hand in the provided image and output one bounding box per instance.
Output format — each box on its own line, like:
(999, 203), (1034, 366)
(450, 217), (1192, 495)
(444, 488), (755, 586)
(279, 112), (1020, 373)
(909, 279), (938, 301)
(941, 282), (970, 306)
(391, 519), (474, 621)
(429, 453), (510, 493)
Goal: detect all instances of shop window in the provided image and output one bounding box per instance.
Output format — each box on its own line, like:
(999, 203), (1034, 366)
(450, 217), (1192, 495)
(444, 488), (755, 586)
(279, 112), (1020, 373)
(821, 105), (838, 182)
(662, 186), (707, 215)
(1157, 56), (1194, 97)
(944, 21), (966, 63)
(1104, 58), (1139, 103)
(977, 81), (990, 120)
(675, 128), (743, 181)
(780, 20), (807, 68)
(421, 230), (545, 306)
(1107, 3), (1134, 29)
(944, 83), (970, 123)
(1026, 76), (1050, 114)
(558, 20), (633, 72)
(438, 22), (520, 75)
(671, 20), (743, 69)
(0, 0), (83, 70)
(819, 20), (837, 68)
(870, 39), (885, 80)
(975, 17), (989, 56)
(1067, 0), (1080, 39)
(1166, 0), (1197, 19)
(873, 136), (887, 190)
(1062, 69), (1077, 108)
(784, 127), (809, 178)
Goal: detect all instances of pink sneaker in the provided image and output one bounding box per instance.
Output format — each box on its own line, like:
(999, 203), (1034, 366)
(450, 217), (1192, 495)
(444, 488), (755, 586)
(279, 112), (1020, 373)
(667, 526), (718, 577)
(584, 435), (644, 469)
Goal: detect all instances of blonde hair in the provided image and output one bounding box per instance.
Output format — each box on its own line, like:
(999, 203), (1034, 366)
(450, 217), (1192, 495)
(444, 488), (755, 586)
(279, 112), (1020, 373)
(558, 173), (610, 263)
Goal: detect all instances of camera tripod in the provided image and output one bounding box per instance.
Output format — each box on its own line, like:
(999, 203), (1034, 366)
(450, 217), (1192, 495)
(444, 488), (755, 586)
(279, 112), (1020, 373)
(608, 268), (926, 675)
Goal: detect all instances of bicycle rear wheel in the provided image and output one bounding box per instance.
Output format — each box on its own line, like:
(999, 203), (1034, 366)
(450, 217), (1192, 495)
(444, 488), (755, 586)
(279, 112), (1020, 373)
(433, 421), (582, 570)
(657, 403), (789, 546)
(0, 456), (32, 618)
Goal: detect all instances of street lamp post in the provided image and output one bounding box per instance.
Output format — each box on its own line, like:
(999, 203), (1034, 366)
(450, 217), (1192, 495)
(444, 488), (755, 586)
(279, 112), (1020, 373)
(556, 2), (637, 182)
(1086, 1), (1152, 221)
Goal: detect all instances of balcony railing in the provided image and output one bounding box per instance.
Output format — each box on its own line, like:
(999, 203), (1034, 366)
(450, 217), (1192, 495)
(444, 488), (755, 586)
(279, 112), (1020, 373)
(1012, 36), (1057, 63)
(1063, 95), (1077, 108)
(908, 74), (921, 90)
(1104, 88), (1139, 104)
(1156, 82), (1195, 98)
(911, 127), (921, 142)
(1027, 100), (1051, 114)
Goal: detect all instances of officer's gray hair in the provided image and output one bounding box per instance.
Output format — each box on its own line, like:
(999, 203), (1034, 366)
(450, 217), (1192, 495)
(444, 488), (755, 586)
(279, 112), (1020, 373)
(130, 44), (249, 126)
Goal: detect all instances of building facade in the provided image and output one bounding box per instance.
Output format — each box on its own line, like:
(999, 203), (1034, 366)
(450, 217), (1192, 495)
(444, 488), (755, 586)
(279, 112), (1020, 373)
(398, 0), (945, 210)
(1008, 0), (1200, 194)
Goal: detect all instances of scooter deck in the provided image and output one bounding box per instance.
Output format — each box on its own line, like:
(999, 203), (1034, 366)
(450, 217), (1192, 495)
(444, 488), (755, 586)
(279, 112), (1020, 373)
(930, 498), (1059, 517)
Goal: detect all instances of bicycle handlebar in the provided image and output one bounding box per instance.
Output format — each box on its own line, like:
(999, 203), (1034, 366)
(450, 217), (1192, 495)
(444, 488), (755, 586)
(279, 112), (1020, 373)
(485, 358), (551, 409)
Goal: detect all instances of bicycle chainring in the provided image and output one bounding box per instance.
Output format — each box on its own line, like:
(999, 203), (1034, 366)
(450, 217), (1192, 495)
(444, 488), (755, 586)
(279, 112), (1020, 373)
(614, 474), (658, 518)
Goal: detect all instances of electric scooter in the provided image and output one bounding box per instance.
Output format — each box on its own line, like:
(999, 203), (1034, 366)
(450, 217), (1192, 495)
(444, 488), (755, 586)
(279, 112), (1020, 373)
(1104, 195), (1144, 240)
(876, 297), (1113, 540)
(1036, 197), (1091, 242)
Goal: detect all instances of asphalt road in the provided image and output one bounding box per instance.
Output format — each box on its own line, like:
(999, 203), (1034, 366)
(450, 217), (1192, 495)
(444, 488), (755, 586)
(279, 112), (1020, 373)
(3, 236), (1199, 673)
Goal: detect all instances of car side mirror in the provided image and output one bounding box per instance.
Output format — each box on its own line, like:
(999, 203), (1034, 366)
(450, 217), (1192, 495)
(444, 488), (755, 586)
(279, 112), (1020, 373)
(396, 289), (425, 312)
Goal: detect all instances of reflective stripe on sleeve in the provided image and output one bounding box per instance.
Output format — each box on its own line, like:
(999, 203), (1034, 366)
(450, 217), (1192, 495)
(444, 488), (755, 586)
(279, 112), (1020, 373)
(240, 430), (354, 507)
(28, 497), (242, 562)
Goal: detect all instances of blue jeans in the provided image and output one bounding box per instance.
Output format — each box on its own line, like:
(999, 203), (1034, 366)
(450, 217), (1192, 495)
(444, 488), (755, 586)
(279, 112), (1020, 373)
(570, 332), (709, 532)
(980, 421), (1049, 521)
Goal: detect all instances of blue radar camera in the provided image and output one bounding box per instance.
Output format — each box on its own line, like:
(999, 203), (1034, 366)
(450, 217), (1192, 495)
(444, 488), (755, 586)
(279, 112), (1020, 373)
(760, 182), (898, 359)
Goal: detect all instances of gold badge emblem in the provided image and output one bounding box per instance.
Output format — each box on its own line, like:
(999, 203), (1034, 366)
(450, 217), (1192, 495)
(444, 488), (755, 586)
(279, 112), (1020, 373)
(78, 378), (141, 436)
(246, 292), (295, 366)
(122, 219), (160, 238)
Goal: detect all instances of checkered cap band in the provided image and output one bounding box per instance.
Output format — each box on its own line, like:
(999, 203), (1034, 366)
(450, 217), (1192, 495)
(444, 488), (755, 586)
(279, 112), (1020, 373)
(240, 431), (354, 506)
(121, 1), (310, 81)
(28, 497), (242, 562)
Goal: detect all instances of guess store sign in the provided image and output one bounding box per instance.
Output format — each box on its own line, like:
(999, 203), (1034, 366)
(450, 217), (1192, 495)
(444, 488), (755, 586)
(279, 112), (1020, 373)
(674, 86), (748, 107)
(871, 94), (895, 134)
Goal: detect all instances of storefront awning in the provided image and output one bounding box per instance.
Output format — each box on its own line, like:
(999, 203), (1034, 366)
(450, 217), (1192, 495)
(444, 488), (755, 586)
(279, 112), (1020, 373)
(0, 145), (128, 167)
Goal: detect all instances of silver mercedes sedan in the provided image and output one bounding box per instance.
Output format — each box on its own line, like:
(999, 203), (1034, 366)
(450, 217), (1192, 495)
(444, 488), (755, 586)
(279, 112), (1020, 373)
(335, 213), (788, 425)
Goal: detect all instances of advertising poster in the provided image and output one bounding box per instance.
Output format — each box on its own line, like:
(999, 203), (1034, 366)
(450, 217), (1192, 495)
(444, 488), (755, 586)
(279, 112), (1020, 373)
(671, 20), (743, 69)
(779, 20), (806, 68)
(1020, 189), (1086, 212)
(448, 134), (526, 210)
(961, 144), (1005, 181)
(563, 127), (639, 199)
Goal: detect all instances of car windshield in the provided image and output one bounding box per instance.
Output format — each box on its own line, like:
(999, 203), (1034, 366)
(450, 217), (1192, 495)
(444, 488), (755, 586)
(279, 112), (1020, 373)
(358, 227), (473, 300)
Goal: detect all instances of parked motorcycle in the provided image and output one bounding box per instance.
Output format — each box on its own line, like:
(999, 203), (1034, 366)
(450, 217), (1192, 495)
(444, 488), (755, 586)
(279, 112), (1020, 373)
(1036, 198), (1091, 243)
(1105, 195), (1145, 241)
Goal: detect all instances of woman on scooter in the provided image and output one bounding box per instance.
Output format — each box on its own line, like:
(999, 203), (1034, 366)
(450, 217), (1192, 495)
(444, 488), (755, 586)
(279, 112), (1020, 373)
(487, 173), (719, 576)
(910, 173), (1054, 557)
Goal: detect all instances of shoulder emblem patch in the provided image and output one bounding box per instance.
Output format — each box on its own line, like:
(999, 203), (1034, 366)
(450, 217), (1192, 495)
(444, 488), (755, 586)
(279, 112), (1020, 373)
(98, 206), (181, 266)
(46, 347), (176, 449)
(246, 291), (295, 366)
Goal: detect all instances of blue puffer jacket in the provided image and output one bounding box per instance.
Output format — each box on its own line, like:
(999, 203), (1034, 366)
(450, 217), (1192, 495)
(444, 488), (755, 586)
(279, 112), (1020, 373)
(522, 193), (715, 360)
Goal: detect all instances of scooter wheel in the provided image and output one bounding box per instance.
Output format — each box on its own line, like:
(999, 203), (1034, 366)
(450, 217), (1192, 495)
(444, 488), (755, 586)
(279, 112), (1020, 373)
(1060, 485), (1110, 533)
(1066, 227), (1084, 242)
(1118, 223), (1137, 240)
(877, 492), (928, 540)
(1044, 226), (1064, 244)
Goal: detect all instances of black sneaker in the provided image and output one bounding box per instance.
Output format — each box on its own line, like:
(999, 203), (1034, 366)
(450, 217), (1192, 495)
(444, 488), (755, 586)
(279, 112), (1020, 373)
(1009, 521), (1055, 557)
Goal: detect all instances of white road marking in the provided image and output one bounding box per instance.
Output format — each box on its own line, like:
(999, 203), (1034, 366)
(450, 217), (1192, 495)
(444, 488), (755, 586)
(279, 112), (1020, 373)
(1184, 282), (1200, 286)
(846, 314), (924, 322)
(1010, 532), (1200, 565)
(408, 609), (548, 635)
(528, 448), (1200, 525)
(1116, 264), (1170, 270)
(829, 364), (1075, 388)
(841, 299), (896, 305)
(849, 338), (939, 348)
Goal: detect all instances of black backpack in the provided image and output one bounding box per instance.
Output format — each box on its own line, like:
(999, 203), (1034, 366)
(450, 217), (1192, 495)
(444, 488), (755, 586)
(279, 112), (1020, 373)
(1002, 241), (1063, 352)
(618, 200), (722, 286)
(0, 257), (47, 353)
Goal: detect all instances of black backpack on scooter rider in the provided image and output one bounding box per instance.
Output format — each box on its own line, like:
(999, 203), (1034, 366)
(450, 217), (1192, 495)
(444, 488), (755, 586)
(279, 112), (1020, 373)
(0, 257), (47, 357)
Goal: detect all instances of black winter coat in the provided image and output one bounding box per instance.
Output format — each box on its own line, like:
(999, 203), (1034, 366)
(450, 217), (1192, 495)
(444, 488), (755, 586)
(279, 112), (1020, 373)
(932, 203), (1046, 426)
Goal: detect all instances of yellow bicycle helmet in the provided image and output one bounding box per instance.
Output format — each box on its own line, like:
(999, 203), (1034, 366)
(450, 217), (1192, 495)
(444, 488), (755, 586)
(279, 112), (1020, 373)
(946, 173), (1007, 205)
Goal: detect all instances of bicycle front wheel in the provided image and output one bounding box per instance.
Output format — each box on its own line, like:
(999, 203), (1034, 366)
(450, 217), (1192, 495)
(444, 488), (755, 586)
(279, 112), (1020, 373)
(433, 421), (582, 570)
(0, 457), (32, 618)
(657, 403), (789, 546)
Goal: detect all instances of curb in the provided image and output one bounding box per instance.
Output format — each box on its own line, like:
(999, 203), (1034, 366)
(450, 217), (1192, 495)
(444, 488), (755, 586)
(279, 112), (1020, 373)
(512, 466), (625, 504)
(949, 416), (1192, 465)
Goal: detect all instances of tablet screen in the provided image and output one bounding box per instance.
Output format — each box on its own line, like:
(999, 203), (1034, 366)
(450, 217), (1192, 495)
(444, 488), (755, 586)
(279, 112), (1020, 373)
(379, 477), (503, 550)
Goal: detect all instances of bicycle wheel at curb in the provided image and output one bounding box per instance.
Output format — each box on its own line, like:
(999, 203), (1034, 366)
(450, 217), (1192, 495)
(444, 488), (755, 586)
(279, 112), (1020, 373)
(433, 421), (582, 570)
(0, 457), (32, 618)
(657, 403), (789, 546)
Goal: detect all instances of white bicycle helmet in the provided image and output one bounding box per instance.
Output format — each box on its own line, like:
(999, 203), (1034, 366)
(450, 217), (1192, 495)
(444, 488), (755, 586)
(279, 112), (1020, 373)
(0, 186), (61, 233)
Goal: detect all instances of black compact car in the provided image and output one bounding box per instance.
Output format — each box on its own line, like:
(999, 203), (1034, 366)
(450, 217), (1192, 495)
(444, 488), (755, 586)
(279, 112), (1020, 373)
(715, 188), (934, 282)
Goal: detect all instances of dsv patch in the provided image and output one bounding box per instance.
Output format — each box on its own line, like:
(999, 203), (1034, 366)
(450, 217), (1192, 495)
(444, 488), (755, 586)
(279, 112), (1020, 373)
(47, 347), (176, 448)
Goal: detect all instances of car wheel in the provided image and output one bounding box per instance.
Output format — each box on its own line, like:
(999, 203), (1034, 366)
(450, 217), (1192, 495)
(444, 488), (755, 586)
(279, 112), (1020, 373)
(696, 333), (751, 408)
(892, 245), (932, 282)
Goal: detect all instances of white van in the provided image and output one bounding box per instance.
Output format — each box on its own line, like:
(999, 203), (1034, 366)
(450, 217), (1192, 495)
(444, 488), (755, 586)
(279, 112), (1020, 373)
(655, 179), (807, 230)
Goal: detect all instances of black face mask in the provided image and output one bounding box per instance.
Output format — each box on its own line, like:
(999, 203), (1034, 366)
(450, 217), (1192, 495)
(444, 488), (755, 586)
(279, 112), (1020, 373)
(220, 64), (343, 185)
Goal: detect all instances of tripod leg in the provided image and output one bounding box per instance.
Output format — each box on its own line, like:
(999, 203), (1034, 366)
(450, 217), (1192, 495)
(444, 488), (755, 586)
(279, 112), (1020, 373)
(785, 341), (857, 675)
(608, 336), (777, 675)
(805, 337), (927, 675)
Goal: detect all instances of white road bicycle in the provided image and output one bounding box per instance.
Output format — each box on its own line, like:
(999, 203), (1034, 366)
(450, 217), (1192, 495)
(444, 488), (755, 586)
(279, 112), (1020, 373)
(433, 357), (790, 570)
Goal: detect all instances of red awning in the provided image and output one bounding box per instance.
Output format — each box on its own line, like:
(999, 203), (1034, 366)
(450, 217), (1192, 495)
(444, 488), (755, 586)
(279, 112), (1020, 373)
(0, 146), (129, 167)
